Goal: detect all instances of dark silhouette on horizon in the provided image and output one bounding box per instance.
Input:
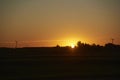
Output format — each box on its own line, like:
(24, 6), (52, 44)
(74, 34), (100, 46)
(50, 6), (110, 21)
(1, 41), (120, 80)
(1, 41), (120, 57)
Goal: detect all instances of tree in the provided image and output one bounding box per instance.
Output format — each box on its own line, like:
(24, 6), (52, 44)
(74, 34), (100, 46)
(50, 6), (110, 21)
(77, 41), (82, 47)
(56, 44), (60, 48)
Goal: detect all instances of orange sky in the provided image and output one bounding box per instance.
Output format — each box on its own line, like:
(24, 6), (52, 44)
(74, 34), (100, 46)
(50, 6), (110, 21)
(0, 0), (120, 47)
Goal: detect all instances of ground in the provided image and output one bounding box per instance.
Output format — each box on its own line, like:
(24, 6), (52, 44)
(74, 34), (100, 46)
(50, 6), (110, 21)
(1, 48), (120, 80)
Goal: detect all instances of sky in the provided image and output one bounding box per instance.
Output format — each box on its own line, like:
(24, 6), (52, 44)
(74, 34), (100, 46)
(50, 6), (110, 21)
(0, 0), (120, 47)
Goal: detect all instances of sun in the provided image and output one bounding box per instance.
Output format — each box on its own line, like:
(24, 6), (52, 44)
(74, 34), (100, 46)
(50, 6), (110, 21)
(71, 44), (75, 48)
(61, 39), (77, 48)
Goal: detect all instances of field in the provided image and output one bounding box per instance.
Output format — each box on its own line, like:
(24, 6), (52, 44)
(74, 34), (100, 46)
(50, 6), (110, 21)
(1, 48), (120, 80)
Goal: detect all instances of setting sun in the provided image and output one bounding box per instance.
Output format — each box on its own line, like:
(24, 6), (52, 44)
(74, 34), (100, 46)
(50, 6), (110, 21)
(71, 44), (75, 48)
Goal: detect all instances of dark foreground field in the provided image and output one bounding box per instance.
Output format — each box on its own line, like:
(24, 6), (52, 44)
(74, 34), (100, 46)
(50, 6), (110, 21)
(1, 47), (120, 80)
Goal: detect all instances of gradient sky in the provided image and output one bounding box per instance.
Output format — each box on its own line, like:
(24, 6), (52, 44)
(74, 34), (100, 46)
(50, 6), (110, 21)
(0, 0), (120, 47)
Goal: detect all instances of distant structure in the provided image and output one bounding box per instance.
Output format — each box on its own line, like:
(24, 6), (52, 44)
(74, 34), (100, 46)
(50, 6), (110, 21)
(111, 38), (114, 44)
(15, 41), (18, 48)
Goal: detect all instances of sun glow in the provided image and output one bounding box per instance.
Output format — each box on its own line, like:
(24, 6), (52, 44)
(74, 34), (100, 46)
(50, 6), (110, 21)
(64, 39), (77, 48)
(71, 44), (75, 48)
(58, 37), (80, 47)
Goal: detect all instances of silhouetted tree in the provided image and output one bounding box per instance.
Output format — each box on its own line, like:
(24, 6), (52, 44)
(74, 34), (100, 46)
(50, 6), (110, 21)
(77, 41), (82, 47)
(56, 44), (60, 48)
(105, 43), (115, 48)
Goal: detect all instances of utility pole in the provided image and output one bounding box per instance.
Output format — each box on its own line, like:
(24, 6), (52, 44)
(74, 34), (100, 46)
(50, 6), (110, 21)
(15, 41), (18, 48)
(111, 38), (114, 44)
